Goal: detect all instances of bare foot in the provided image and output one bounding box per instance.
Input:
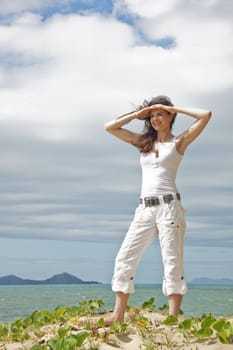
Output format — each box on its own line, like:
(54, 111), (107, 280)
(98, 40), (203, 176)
(104, 314), (124, 326)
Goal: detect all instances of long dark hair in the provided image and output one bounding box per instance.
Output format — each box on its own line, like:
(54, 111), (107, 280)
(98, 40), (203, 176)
(135, 95), (177, 153)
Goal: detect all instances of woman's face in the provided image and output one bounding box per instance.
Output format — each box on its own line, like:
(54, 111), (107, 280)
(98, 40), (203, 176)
(150, 109), (173, 131)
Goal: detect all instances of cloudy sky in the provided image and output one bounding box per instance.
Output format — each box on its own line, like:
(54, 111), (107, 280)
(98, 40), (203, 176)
(0, 0), (232, 285)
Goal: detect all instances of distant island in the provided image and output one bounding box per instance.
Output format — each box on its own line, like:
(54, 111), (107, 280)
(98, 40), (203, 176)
(0, 272), (101, 285)
(191, 277), (233, 285)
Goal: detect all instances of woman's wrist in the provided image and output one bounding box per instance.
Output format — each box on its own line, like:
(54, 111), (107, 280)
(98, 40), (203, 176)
(116, 110), (138, 120)
(105, 111), (139, 130)
(118, 111), (139, 123)
(173, 107), (211, 119)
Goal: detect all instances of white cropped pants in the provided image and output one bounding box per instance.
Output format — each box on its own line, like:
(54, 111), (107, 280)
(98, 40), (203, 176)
(112, 195), (188, 296)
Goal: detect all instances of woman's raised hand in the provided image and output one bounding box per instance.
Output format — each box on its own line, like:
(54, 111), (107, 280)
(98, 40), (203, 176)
(136, 104), (176, 120)
(136, 106), (156, 120)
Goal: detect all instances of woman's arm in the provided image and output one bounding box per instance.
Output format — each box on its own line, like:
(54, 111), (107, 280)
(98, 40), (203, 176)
(175, 107), (211, 154)
(162, 105), (212, 155)
(104, 107), (153, 145)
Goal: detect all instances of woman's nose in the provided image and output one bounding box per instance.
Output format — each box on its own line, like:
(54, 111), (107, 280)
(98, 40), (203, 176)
(152, 114), (161, 121)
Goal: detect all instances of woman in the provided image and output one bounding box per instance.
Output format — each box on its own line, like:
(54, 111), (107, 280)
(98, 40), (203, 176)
(104, 95), (211, 324)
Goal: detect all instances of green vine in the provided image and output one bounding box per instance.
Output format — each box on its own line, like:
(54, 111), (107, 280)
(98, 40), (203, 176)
(0, 298), (232, 349)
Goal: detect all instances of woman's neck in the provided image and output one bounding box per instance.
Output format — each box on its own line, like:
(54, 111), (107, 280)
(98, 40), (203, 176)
(156, 130), (173, 142)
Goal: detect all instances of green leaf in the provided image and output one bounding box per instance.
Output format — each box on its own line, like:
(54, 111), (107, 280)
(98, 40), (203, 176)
(217, 321), (233, 343)
(179, 308), (184, 315)
(201, 315), (216, 329)
(158, 304), (169, 314)
(195, 327), (213, 339)
(110, 321), (128, 333)
(11, 333), (23, 341)
(40, 310), (53, 321)
(97, 317), (105, 328)
(54, 306), (68, 319)
(200, 313), (208, 320)
(31, 324), (42, 337)
(120, 323), (128, 332)
(88, 299), (104, 312)
(141, 298), (155, 310)
(67, 306), (79, 317)
(224, 321), (232, 330)
(125, 303), (131, 312)
(178, 318), (192, 331)
(58, 326), (71, 338)
(12, 318), (23, 328)
(163, 315), (178, 325)
(218, 330), (229, 344)
(31, 310), (40, 324)
(47, 337), (60, 350)
(213, 319), (226, 332)
(85, 321), (92, 330)
(30, 346), (44, 350)
(74, 331), (89, 347)
(23, 315), (33, 327)
(135, 316), (151, 327)
(63, 337), (77, 350)
(0, 324), (8, 337)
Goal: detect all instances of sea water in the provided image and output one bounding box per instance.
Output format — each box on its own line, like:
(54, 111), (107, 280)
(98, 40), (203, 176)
(0, 284), (232, 323)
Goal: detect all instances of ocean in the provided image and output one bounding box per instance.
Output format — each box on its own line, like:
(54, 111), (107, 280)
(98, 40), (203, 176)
(0, 284), (233, 323)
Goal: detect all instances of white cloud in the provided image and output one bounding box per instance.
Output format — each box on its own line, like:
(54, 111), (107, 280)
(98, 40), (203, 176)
(114, 0), (177, 18)
(0, 8), (232, 145)
(0, 12), (138, 135)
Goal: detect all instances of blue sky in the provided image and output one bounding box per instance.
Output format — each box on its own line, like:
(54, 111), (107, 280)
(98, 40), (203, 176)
(0, 0), (232, 284)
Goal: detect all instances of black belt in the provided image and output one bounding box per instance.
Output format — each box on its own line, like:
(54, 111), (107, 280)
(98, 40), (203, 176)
(140, 193), (181, 207)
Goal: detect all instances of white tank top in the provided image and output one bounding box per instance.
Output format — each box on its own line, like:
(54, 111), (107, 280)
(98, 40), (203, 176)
(140, 138), (183, 197)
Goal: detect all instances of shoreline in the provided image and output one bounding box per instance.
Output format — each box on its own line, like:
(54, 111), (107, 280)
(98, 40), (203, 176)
(1, 283), (233, 324)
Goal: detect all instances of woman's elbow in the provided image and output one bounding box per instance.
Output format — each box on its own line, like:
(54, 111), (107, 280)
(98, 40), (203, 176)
(104, 121), (117, 132)
(205, 110), (212, 121)
(104, 122), (111, 132)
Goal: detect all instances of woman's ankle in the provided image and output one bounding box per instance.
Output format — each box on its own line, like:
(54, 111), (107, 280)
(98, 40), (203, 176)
(104, 312), (124, 326)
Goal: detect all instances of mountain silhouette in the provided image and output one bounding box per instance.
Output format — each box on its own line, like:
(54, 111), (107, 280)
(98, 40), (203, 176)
(0, 272), (101, 285)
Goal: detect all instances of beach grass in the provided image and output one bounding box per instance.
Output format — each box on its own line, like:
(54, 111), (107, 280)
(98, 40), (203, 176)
(0, 298), (232, 350)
